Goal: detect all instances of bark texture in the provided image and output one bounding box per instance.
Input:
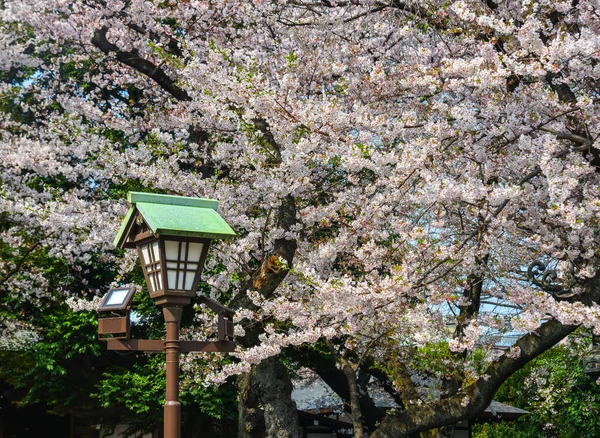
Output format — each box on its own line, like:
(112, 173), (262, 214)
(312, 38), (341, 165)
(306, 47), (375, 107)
(326, 340), (364, 438)
(238, 357), (301, 438)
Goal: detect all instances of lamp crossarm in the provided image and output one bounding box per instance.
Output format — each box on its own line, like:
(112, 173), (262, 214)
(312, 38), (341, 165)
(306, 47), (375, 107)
(199, 295), (234, 317)
(106, 338), (236, 352)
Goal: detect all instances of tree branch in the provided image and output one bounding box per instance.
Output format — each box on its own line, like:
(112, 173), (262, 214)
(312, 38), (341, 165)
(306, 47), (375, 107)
(372, 272), (600, 437)
(372, 319), (577, 437)
(0, 236), (49, 287)
(91, 26), (189, 101)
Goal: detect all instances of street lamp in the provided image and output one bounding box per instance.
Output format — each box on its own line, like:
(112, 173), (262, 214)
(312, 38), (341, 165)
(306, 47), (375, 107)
(98, 287), (137, 312)
(583, 335), (600, 380)
(97, 287), (136, 340)
(137, 235), (209, 304)
(109, 192), (236, 438)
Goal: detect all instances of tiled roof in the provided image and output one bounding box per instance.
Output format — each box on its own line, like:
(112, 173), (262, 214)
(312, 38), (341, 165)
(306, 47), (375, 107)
(478, 400), (529, 421)
(293, 371), (529, 423)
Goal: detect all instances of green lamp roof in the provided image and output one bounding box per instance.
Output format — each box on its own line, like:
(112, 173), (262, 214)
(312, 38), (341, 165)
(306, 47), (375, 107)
(113, 192), (236, 248)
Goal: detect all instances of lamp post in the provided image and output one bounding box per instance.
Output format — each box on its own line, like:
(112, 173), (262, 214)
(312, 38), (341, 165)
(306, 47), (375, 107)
(103, 192), (236, 438)
(583, 335), (600, 380)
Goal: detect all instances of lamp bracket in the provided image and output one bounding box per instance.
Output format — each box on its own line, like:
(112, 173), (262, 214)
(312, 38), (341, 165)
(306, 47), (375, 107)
(199, 295), (234, 317)
(106, 338), (236, 353)
(98, 314), (131, 340)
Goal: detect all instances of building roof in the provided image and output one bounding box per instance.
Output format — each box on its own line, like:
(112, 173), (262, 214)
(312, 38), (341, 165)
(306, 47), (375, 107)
(477, 400), (529, 422)
(292, 371), (528, 424)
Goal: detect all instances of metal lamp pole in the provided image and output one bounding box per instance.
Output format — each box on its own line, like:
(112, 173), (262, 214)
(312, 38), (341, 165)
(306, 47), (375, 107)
(163, 306), (183, 438)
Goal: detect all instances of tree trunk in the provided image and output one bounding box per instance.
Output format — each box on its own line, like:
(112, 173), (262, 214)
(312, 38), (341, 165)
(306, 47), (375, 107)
(238, 356), (301, 438)
(341, 361), (364, 438)
(233, 194), (300, 438)
(325, 341), (365, 438)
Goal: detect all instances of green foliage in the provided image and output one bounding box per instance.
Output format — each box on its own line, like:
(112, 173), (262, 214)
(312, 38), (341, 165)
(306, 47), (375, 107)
(292, 124), (310, 144)
(473, 333), (600, 438)
(95, 354), (238, 436)
(96, 356), (166, 416)
(147, 41), (185, 69)
(181, 377), (238, 422)
(285, 51), (299, 67)
(0, 306), (104, 411)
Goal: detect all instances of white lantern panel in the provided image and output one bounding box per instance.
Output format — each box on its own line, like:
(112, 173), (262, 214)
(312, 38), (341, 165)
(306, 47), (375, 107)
(165, 240), (179, 261)
(140, 245), (150, 265)
(149, 273), (157, 292)
(188, 243), (204, 263)
(151, 241), (161, 262)
(137, 239), (164, 293)
(184, 273), (195, 290)
(161, 239), (205, 291)
(167, 270), (177, 289)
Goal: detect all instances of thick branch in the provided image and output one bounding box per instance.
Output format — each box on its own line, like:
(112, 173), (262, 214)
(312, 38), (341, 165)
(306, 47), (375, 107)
(372, 319), (577, 437)
(454, 255), (489, 355)
(91, 26), (189, 101)
(229, 117), (298, 345)
(372, 273), (600, 437)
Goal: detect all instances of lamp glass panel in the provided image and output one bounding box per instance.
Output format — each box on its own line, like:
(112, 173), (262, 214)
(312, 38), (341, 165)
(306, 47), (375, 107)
(140, 246), (150, 265)
(163, 240), (205, 291)
(139, 239), (162, 294)
(165, 239), (181, 290)
(188, 243), (204, 262)
(151, 241), (161, 262)
(165, 240), (179, 260)
(167, 270), (177, 289)
(184, 274), (195, 290)
(105, 289), (129, 306)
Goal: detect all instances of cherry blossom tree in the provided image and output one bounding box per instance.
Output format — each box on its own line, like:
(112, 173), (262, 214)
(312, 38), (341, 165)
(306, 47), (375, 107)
(475, 331), (600, 438)
(1, 1), (599, 437)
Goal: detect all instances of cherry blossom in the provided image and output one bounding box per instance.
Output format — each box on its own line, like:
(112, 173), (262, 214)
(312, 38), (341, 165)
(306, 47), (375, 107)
(1, 0), (600, 435)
